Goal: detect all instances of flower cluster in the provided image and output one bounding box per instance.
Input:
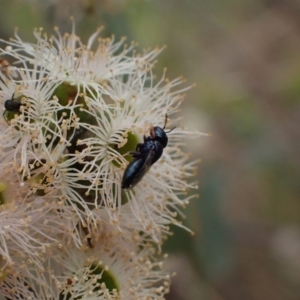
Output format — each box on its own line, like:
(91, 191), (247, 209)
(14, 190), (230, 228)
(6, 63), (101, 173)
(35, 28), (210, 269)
(0, 22), (200, 299)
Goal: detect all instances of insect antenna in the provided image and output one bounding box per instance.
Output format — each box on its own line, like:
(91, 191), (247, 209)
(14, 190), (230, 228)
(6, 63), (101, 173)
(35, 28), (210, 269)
(162, 114), (175, 133)
(162, 113), (168, 129)
(165, 126), (176, 133)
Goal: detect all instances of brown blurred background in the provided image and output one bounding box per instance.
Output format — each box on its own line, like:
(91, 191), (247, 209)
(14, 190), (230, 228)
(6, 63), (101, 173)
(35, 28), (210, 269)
(1, 0), (300, 299)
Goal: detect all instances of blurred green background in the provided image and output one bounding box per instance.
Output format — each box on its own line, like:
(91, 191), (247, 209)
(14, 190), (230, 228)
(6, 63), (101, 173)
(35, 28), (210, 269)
(1, 0), (300, 299)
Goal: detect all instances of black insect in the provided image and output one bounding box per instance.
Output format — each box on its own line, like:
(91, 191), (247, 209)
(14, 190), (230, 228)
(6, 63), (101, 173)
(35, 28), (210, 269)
(121, 114), (175, 189)
(3, 93), (22, 123)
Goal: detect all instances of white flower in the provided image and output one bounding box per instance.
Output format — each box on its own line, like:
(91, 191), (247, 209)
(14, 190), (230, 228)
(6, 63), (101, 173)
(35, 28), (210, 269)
(52, 226), (170, 300)
(1, 24), (200, 237)
(0, 226), (170, 300)
(0, 164), (77, 296)
(0, 24), (202, 299)
(1, 20), (162, 97)
(0, 67), (64, 178)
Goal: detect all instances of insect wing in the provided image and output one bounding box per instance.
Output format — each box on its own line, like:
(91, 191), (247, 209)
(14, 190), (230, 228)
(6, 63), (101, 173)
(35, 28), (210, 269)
(121, 148), (155, 189)
(137, 148), (155, 175)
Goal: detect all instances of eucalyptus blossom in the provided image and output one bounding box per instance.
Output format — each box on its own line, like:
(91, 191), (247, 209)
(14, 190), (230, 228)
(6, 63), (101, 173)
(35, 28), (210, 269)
(0, 23), (201, 299)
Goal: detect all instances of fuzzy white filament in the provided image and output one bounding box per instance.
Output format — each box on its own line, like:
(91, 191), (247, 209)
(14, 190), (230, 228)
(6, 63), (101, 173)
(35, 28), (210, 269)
(0, 23), (201, 299)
